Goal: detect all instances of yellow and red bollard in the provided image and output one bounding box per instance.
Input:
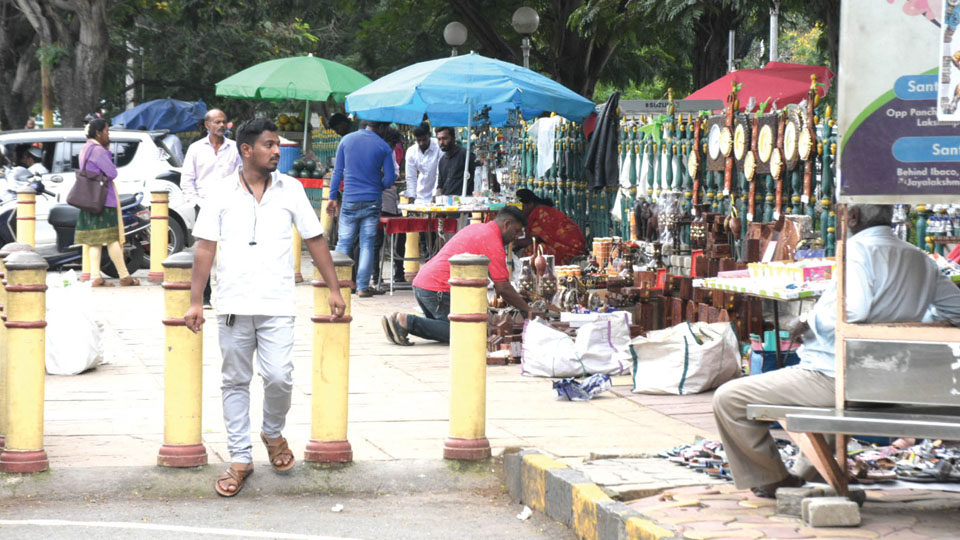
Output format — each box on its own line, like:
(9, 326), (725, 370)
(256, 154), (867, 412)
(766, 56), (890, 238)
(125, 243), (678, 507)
(16, 187), (36, 247)
(293, 226), (303, 283)
(444, 254), (491, 460)
(305, 251), (354, 463)
(149, 190), (170, 283)
(0, 249), (49, 472)
(0, 242), (34, 450)
(157, 252), (208, 467)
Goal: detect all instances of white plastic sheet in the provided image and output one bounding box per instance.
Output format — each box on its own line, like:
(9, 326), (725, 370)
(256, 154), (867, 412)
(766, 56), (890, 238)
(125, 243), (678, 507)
(45, 271), (103, 375)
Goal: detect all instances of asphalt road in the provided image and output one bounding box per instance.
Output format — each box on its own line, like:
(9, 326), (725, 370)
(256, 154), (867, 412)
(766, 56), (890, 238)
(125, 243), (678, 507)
(0, 489), (574, 540)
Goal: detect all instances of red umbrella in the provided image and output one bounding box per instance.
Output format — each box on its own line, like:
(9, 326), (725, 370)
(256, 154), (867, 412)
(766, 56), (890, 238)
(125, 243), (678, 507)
(685, 61), (833, 111)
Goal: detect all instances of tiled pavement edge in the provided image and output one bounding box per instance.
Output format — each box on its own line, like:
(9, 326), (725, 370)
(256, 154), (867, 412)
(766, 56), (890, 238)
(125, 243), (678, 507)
(505, 450), (680, 540)
(504, 450), (960, 540)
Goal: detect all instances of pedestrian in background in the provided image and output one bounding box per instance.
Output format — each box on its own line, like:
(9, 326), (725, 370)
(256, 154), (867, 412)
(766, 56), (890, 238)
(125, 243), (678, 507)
(326, 120), (396, 297)
(181, 108), (241, 308)
(74, 118), (139, 287)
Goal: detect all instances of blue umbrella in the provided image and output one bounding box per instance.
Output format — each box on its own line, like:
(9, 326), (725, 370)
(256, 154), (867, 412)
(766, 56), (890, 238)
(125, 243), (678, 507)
(346, 53), (595, 196)
(345, 53), (594, 126)
(112, 98), (207, 133)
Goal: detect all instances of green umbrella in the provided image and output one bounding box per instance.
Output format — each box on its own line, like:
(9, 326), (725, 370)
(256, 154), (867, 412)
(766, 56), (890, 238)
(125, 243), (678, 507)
(216, 53), (372, 150)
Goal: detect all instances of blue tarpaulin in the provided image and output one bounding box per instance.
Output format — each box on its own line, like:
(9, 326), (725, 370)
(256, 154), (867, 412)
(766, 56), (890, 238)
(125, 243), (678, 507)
(345, 53), (595, 126)
(112, 98), (207, 133)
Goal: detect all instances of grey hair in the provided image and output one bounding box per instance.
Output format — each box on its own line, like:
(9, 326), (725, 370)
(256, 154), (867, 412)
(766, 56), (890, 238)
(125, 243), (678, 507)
(203, 109), (224, 122)
(850, 204), (893, 228)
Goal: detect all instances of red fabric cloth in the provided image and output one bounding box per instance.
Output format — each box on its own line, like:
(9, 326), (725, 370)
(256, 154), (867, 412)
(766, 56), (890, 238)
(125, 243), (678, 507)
(413, 221), (509, 292)
(378, 217), (457, 234)
(296, 177), (324, 189)
(685, 62), (833, 111)
(523, 205), (586, 265)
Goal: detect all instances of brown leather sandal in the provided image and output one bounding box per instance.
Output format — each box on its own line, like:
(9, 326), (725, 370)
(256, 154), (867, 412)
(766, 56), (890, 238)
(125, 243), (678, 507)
(90, 278), (114, 287)
(261, 432), (295, 471)
(215, 464), (253, 497)
(118, 276), (140, 286)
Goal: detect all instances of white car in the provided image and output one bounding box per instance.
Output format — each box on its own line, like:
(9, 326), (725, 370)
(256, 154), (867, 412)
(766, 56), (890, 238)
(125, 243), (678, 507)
(0, 128), (195, 252)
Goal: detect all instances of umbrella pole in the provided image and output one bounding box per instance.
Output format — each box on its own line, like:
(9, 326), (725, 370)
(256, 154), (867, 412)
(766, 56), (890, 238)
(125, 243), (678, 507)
(462, 103), (472, 198)
(302, 101), (310, 153)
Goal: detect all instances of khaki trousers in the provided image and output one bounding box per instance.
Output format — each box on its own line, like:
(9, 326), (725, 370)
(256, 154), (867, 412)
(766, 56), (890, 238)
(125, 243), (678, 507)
(712, 366), (836, 489)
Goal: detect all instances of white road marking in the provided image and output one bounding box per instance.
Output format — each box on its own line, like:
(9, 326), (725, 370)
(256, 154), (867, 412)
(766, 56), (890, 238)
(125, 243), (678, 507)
(0, 519), (367, 540)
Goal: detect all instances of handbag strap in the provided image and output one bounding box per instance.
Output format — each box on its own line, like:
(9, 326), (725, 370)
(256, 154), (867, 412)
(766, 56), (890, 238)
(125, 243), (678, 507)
(78, 142), (95, 173)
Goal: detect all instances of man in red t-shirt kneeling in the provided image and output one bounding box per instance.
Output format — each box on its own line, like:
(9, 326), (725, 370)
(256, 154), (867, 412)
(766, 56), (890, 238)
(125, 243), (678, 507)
(382, 207), (533, 345)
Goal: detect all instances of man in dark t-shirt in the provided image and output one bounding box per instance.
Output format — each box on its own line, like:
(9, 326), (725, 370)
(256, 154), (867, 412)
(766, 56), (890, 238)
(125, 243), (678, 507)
(435, 126), (476, 197)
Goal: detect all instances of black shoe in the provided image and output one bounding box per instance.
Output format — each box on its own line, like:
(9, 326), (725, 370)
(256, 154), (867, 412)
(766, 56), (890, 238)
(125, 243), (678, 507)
(750, 474), (805, 498)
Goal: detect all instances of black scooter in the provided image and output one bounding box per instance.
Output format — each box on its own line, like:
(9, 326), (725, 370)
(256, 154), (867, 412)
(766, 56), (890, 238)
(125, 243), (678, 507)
(0, 171), (151, 277)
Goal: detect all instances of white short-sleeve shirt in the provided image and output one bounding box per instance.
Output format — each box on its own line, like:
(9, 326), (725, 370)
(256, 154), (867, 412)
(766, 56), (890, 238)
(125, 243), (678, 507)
(192, 170), (323, 316)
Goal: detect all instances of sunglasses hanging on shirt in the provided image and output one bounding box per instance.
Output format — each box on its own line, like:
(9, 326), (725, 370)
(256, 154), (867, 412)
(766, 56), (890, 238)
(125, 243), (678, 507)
(239, 166), (270, 246)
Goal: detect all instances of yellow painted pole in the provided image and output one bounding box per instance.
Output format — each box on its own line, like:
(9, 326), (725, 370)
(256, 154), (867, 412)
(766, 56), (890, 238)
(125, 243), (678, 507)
(305, 251), (354, 463)
(443, 253), (491, 460)
(0, 242), (33, 450)
(16, 187), (36, 247)
(320, 186), (335, 240)
(157, 252), (207, 467)
(399, 196), (421, 281)
(80, 245), (91, 282)
(148, 190), (169, 283)
(292, 225), (303, 283)
(470, 212), (482, 225)
(0, 250), (49, 472)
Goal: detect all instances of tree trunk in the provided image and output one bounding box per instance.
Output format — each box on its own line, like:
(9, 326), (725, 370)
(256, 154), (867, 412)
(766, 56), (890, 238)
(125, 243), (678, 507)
(15, 0), (109, 127)
(0, 0), (39, 130)
(691, 6), (745, 90)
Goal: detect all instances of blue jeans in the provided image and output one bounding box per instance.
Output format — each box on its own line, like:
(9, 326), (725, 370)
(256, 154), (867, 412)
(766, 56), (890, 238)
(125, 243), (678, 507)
(406, 286), (450, 343)
(335, 200), (381, 292)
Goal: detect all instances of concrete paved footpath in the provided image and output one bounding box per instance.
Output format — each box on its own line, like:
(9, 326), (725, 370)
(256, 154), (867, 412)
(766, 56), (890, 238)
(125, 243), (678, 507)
(21, 263), (958, 540)
(40, 267), (707, 469)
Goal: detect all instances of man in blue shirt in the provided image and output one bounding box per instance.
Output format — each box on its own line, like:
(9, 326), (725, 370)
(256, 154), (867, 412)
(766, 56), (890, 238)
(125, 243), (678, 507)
(326, 121), (397, 297)
(712, 204), (960, 498)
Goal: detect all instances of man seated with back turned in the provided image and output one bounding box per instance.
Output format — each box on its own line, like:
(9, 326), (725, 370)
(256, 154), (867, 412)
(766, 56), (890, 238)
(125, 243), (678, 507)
(381, 206), (534, 345)
(713, 204), (960, 498)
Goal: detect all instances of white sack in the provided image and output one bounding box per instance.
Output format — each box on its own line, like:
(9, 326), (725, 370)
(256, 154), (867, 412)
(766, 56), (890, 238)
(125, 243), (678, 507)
(45, 271), (103, 375)
(522, 314), (632, 378)
(630, 321), (741, 395)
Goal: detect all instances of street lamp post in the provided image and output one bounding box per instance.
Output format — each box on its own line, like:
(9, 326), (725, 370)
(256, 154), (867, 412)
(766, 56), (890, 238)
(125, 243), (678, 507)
(511, 7), (540, 69)
(444, 22), (468, 57)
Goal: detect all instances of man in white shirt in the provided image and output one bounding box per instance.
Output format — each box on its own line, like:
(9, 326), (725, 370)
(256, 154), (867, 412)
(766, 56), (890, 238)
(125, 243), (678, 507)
(162, 132), (184, 163)
(181, 109), (242, 306)
(404, 123), (440, 204)
(184, 117), (345, 497)
(713, 204), (960, 498)
(21, 147), (48, 176)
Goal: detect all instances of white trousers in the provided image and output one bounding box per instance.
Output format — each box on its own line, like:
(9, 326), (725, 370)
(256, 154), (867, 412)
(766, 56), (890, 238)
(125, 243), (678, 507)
(218, 315), (295, 463)
(712, 366), (836, 489)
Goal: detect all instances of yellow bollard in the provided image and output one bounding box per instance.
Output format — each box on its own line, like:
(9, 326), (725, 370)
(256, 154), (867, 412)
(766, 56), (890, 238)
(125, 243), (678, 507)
(320, 185), (335, 240)
(0, 242), (33, 450)
(0, 249), (49, 472)
(305, 251), (354, 463)
(470, 212), (482, 225)
(149, 190), (170, 283)
(292, 225), (303, 283)
(16, 187), (36, 247)
(157, 252), (208, 467)
(403, 233), (421, 281)
(444, 253), (491, 460)
(80, 245), (91, 282)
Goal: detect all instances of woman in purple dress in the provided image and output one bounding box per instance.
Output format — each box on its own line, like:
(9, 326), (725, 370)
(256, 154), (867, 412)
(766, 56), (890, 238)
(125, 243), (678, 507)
(75, 118), (139, 286)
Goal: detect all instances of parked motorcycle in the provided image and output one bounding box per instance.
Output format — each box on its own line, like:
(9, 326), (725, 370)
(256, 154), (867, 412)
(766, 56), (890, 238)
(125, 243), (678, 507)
(0, 167), (150, 277)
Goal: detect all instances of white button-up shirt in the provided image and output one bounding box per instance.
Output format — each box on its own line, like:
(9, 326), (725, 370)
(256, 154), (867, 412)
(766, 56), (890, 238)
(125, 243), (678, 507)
(798, 225), (960, 377)
(192, 170), (323, 317)
(404, 139), (440, 203)
(181, 134), (242, 206)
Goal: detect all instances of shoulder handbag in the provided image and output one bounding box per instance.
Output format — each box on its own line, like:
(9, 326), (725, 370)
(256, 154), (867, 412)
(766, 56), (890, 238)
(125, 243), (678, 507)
(67, 143), (110, 214)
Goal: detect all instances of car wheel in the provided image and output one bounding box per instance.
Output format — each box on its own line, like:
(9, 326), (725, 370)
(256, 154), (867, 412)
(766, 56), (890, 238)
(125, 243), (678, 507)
(167, 218), (186, 255)
(100, 239), (145, 279)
